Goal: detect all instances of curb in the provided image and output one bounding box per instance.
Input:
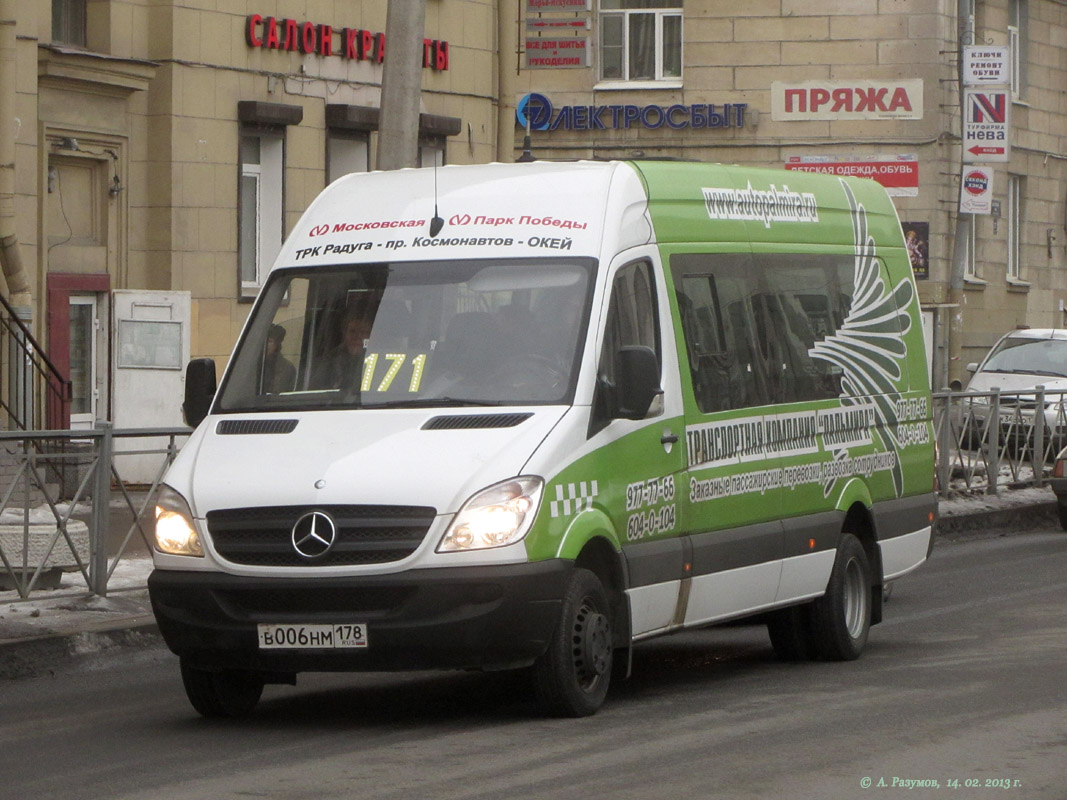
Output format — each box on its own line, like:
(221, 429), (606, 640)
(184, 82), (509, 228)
(0, 618), (161, 680)
(937, 501), (1059, 538)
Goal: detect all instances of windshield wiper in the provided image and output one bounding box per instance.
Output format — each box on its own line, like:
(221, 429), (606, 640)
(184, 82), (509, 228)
(362, 397), (505, 409)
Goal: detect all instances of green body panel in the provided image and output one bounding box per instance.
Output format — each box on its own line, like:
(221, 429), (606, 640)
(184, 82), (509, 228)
(524, 413), (687, 564)
(523, 160), (933, 574)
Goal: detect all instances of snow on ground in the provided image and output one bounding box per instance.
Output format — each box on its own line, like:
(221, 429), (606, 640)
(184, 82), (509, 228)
(939, 485), (1056, 517)
(0, 557), (154, 641)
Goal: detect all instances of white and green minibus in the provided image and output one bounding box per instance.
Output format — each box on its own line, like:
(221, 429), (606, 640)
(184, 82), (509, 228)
(149, 160), (937, 717)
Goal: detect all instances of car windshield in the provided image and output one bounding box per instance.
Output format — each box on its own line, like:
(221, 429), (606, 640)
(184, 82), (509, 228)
(980, 337), (1067, 378)
(215, 258), (595, 412)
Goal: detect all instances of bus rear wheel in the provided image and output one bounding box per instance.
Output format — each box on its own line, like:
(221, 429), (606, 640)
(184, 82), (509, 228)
(810, 533), (872, 661)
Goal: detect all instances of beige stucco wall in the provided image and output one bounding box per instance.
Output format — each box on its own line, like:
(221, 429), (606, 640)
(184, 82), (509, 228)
(513, 0), (1066, 385)
(3, 0), (1064, 394)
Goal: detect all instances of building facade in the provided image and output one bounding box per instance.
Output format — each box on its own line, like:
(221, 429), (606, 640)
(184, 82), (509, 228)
(0, 0), (499, 436)
(508, 0), (1067, 389)
(0, 0), (1064, 439)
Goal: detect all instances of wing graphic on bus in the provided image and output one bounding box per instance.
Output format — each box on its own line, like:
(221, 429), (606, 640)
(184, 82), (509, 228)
(809, 180), (914, 496)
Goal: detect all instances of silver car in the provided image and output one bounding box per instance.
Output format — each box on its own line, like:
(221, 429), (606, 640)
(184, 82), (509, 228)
(962, 329), (1067, 454)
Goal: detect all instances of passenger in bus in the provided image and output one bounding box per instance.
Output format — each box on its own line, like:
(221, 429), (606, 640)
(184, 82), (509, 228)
(261, 324), (296, 394)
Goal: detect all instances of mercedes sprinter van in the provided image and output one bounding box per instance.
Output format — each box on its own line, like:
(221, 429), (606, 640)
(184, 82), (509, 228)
(149, 160), (936, 717)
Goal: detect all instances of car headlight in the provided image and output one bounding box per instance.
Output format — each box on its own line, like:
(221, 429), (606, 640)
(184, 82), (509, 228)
(154, 484), (203, 557)
(438, 477), (544, 552)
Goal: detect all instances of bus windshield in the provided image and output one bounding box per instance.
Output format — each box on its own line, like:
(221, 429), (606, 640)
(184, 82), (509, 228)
(215, 258), (595, 413)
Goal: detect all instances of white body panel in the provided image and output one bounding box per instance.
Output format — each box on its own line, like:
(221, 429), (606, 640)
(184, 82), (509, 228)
(880, 527), (932, 580)
(683, 562), (784, 627)
(185, 408), (564, 518)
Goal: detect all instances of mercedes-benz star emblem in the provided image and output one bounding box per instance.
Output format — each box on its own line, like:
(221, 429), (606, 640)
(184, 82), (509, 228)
(291, 511), (337, 559)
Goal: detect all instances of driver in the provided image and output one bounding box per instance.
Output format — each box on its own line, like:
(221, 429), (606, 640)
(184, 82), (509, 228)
(312, 315), (371, 391)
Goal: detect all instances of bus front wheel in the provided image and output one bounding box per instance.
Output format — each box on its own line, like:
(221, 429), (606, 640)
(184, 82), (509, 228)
(532, 568), (613, 717)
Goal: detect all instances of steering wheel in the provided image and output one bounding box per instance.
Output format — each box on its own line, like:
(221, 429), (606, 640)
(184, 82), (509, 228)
(498, 353), (566, 395)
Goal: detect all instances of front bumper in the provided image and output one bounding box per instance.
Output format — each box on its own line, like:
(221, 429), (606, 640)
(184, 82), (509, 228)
(148, 561), (571, 674)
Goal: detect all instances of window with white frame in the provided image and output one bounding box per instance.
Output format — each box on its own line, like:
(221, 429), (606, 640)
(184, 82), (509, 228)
(599, 0), (682, 84)
(1007, 174), (1024, 281)
(52, 0), (86, 47)
(1009, 0), (1027, 99)
(239, 132), (284, 296)
(964, 215), (980, 280)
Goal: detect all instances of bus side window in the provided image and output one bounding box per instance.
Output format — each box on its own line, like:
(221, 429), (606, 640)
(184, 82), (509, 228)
(590, 261), (660, 435)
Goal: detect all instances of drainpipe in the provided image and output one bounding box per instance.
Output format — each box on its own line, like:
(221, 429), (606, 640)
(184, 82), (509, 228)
(0, 0), (32, 311)
(0, 1), (34, 430)
(945, 0), (973, 390)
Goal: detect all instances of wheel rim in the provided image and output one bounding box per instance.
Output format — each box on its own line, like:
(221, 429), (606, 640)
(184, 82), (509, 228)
(571, 597), (611, 691)
(842, 557), (868, 639)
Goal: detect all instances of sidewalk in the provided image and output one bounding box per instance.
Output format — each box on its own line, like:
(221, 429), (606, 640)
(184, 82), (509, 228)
(0, 487), (1060, 680)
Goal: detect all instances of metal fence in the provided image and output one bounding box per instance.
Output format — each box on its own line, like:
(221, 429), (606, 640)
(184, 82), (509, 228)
(933, 385), (1066, 497)
(0, 389), (1062, 599)
(0, 424), (189, 599)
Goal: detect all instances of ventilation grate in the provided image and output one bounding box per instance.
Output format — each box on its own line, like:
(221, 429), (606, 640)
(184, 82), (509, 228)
(422, 413), (533, 431)
(216, 419), (299, 435)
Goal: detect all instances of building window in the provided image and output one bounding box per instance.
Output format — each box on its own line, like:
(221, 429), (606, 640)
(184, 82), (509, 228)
(52, 0), (86, 47)
(1007, 174), (1023, 281)
(1009, 0), (1027, 99)
(239, 132), (284, 296)
(326, 133), (369, 185)
(963, 215), (979, 281)
(419, 141), (445, 168)
(599, 0), (682, 84)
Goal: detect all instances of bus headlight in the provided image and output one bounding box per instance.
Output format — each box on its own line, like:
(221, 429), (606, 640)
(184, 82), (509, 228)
(438, 477), (544, 552)
(154, 485), (203, 557)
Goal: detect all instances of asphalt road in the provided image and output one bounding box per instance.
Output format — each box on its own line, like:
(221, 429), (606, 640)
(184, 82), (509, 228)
(1, 530), (1065, 800)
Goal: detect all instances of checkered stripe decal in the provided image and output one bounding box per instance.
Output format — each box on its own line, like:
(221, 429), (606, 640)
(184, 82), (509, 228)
(549, 481), (599, 518)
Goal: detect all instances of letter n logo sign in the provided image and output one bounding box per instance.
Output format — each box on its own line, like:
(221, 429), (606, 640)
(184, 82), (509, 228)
(969, 92), (1006, 123)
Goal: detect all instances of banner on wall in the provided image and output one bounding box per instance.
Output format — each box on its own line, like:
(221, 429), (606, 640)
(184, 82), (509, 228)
(771, 80), (923, 121)
(526, 0), (590, 11)
(525, 36), (589, 68)
(901, 222), (930, 280)
(785, 154), (919, 197)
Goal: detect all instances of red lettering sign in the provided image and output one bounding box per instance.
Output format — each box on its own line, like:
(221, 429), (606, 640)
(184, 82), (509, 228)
(243, 15), (446, 69)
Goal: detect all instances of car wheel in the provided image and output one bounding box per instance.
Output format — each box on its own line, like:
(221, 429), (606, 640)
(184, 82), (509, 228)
(532, 568), (613, 717)
(810, 533), (871, 661)
(180, 659), (264, 718)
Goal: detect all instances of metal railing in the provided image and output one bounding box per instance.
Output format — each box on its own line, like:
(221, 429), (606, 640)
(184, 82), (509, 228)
(934, 385), (1065, 497)
(0, 291), (71, 431)
(0, 390), (1061, 599)
(0, 424), (189, 598)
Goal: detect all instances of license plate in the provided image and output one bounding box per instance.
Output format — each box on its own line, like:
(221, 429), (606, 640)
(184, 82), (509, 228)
(257, 623), (368, 649)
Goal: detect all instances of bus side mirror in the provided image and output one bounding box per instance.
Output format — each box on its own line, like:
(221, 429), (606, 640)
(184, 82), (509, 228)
(183, 358), (217, 428)
(617, 346), (662, 420)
